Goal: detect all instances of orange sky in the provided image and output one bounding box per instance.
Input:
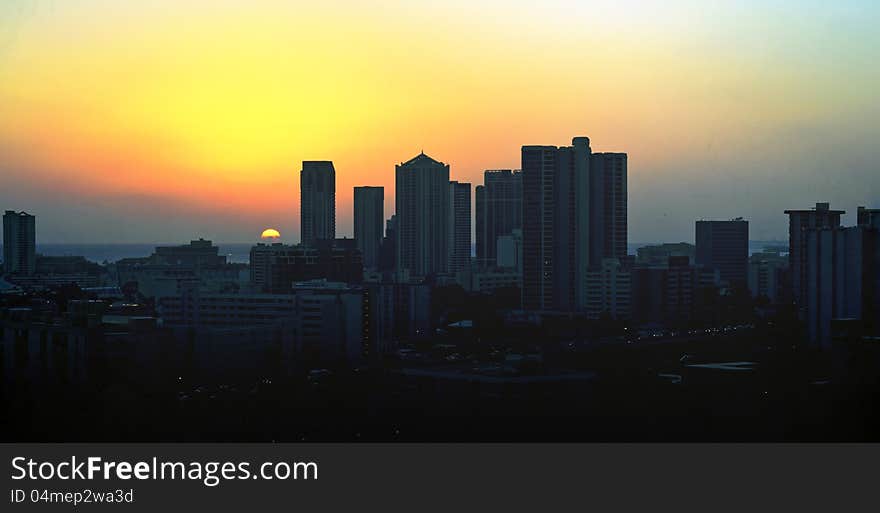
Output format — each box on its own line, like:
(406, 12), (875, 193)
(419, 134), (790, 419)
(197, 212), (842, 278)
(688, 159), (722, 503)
(1, 1), (878, 243)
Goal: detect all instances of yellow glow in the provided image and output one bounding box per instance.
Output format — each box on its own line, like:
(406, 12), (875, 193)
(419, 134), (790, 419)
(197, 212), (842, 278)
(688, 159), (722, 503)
(260, 229), (281, 239)
(1, 1), (876, 241)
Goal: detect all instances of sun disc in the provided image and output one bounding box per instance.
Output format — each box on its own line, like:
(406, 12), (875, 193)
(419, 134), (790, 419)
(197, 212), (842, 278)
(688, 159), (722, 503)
(260, 228), (281, 239)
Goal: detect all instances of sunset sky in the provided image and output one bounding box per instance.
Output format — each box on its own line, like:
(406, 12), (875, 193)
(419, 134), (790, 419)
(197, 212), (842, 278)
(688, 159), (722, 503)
(1, 0), (878, 244)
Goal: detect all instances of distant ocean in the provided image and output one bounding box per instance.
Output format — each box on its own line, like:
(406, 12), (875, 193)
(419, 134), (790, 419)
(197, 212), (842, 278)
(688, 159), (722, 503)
(628, 241), (787, 256)
(30, 243), (255, 264)
(2, 240), (788, 265)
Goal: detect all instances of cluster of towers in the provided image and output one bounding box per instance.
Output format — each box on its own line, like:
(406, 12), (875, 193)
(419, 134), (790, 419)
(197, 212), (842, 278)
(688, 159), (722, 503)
(300, 135), (629, 311)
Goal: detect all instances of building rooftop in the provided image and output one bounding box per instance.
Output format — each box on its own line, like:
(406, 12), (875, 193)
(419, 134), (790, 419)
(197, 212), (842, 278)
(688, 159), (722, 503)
(784, 202), (845, 214)
(398, 151), (446, 167)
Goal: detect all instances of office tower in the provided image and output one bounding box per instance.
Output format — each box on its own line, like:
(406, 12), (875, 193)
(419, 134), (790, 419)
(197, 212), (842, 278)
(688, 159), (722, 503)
(448, 181), (472, 274)
(589, 152), (628, 265)
(521, 137), (591, 311)
(2, 210), (36, 275)
(805, 217), (879, 349)
(300, 161), (336, 246)
(354, 186), (384, 270)
(695, 218), (749, 287)
(475, 170), (522, 269)
(785, 202), (844, 306)
(395, 152), (450, 278)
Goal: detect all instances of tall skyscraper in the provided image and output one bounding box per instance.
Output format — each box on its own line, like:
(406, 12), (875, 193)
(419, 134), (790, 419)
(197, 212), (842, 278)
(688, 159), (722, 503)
(785, 202), (844, 306)
(379, 215), (397, 272)
(354, 186), (384, 270)
(448, 181), (472, 274)
(521, 137), (591, 311)
(300, 161), (336, 246)
(804, 215), (879, 349)
(475, 170), (522, 269)
(3, 210), (36, 276)
(695, 218), (749, 287)
(589, 152), (627, 265)
(395, 152), (450, 278)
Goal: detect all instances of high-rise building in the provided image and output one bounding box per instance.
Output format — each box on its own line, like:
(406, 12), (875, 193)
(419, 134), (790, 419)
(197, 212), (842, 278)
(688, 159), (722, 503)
(695, 218), (749, 287)
(785, 202), (845, 306)
(300, 161), (336, 246)
(395, 152), (450, 278)
(3, 210), (36, 276)
(805, 217), (879, 350)
(448, 181), (472, 274)
(475, 170), (522, 269)
(521, 137), (591, 311)
(354, 186), (384, 270)
(589, 153), (628, 265)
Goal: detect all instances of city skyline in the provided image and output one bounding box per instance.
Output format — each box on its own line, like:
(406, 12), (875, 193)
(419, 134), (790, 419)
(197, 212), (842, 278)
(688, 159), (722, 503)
(1, 1), (878, 244)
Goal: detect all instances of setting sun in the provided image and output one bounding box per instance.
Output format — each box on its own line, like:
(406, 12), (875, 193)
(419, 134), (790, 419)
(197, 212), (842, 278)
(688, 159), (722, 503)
(260, 228), (281, 240)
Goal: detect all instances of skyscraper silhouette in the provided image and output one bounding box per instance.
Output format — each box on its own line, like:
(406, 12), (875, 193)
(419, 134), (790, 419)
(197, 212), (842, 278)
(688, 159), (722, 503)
(475, 170), (522, 269)
(2, 210), (36, 276)
(521, 137), (628, 311)
(589, 152), (627, 266)
(354, 186), (384, 270)
(300, 161), (336, 246)
(521, 137), (591, 311)
(448, 181), (472, 274)
(395, 153), (450, 278)
(785, 202), (844, 306)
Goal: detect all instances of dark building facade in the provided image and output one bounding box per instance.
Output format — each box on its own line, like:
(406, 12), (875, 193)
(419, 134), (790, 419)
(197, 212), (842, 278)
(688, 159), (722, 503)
(152, 238), (227, 267)
(695, 218), (749, 287)
(475, 170), (522, 269)
(379, 215), (397, 272)
(354, 186), (384, 270)
(521, 138), (591, 311)
(300, 161), (336, 246)
(805, 214), (880, 350)
(395, 153), (449, 278)
(448, 181), (472, 274)
(785, 202), (845, 307)
(3, 210), (36, 276)
(631, 256), (720, 324)
(250, 242), (363, 293)
(589, 153), (628, 266)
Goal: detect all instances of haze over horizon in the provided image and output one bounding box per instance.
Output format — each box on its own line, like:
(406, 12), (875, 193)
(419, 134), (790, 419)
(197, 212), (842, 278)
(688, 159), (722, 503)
(2, 0), (878, 244)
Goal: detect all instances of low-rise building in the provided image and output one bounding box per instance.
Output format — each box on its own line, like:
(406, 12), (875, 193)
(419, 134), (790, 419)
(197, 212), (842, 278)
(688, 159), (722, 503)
(456, 269), (522, 295)
(249, 241), (363, 293)
(748, 249), (788, 303)
(585, 258), (631, 320)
